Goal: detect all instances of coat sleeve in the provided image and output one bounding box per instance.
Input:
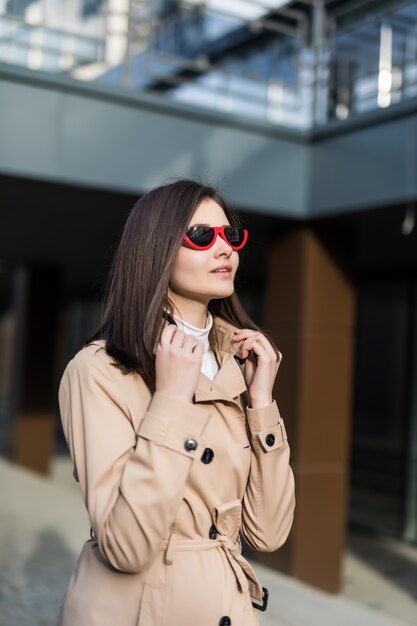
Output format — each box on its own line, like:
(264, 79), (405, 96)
(241, 400), (295, 552)
(59, 346), (211, 574)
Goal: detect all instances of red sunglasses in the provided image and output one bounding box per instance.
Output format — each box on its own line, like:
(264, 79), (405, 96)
(183, 226), (248, 251)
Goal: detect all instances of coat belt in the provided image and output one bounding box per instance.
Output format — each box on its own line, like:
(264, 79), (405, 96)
(161, 534), (264, 603)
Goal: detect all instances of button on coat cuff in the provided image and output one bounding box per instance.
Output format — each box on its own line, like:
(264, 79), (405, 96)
(257, 423), (287, 452)
(137, 391), (210, 458)
(246, 400), (288, 451)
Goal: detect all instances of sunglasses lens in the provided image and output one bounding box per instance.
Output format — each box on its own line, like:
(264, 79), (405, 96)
(186, 226), (215, 248)
(225, 227), (245, 248)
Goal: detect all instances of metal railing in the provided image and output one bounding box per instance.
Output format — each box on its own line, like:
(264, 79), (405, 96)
(1, 0), (417, 128)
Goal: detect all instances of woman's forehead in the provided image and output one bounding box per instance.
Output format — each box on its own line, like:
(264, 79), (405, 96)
(189, 198), (229, 226)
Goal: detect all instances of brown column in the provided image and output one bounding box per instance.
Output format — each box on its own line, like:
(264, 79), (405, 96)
(251, 227), (356, 593)
(9, 265), (61, 475)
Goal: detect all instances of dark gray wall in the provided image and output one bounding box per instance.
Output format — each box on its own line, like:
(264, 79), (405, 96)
(309, 111), (417, 217)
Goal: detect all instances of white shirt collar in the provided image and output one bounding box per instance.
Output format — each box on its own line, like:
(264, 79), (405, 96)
(172, 311), (213, 352)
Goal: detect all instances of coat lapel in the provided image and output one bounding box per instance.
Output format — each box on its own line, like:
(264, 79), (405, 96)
(193, 317), (247, 404)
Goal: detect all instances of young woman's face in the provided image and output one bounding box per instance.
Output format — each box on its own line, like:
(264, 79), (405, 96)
(170, 198), (240, 305)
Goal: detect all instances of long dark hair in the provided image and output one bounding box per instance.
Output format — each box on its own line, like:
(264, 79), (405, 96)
(88, 178), (273, 391)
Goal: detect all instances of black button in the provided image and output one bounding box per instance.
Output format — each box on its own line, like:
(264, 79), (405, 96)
(209, 524), (218, 540)
(219, 617), (231, 626)
(201, 447), (214, 464)
(184, 438), (198, 452)
(265, 433), (275, 446)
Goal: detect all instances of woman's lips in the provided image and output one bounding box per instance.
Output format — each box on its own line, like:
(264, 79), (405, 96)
(211, 268), (232, 277)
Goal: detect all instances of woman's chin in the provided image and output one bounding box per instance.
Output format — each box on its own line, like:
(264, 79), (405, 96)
(209, 287), (235, 299)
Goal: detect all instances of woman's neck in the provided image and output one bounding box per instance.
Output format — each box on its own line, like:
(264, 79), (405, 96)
(169, 296), (209, 329)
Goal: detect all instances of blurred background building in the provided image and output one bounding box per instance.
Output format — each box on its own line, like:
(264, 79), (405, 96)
(1, 0), (417, 608)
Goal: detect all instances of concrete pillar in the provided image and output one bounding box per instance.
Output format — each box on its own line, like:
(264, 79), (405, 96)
(251, 227), (356, 593)
(9, 265), (61, 475)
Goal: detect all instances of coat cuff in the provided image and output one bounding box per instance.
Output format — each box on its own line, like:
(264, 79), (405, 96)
(137, 391), (211, 458)
(246, 400), (288, 452)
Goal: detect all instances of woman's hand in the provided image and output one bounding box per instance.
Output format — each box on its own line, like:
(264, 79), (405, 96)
(154, 324), (204, 403)
(232, 329), (282, 409)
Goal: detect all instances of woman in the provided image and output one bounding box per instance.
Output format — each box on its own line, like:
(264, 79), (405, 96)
(58, 178), (295, 626)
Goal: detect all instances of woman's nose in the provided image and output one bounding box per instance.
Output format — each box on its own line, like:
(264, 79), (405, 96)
(213, 234), (233, 256)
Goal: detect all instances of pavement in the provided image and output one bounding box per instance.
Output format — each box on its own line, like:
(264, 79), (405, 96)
(1, 456), (416, 626)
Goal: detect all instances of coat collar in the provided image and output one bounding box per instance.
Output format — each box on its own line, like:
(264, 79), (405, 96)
(193, 317), (247, 404)
(89, 317), (248, 404)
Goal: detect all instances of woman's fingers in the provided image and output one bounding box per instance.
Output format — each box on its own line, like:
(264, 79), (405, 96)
(233, 329), (282, 407)
(241, 338), (271, 361)
(247, 340), (268, 360)
(155, 325), (204, 402)
(159, 323), (178, 348)
(154, 324), (175, 354)
(170, 328), (186, 349)
(240, 336), (274, 361)
(234, 329), (281, 361)
(183, 333), (201, 353)
(158, 324), (204, 355)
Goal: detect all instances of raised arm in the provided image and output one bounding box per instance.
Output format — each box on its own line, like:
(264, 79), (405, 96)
(231, 328), (296, 551)
(59, 341), (209, 575)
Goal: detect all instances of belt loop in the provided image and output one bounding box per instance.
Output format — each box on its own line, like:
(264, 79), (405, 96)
(164, 533), (177, 565)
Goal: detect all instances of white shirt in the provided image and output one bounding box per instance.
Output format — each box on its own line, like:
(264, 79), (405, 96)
(172, 312), (220, 381)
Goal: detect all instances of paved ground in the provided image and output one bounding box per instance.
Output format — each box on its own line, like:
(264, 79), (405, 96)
(343, 532), (417, 623)
(1, 456), (416, 626)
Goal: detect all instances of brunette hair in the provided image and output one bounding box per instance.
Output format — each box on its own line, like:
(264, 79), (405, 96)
(87, 178), (272, 391)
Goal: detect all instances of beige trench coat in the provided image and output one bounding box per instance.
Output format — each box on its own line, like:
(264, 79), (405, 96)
(58, 317), (295, 626)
